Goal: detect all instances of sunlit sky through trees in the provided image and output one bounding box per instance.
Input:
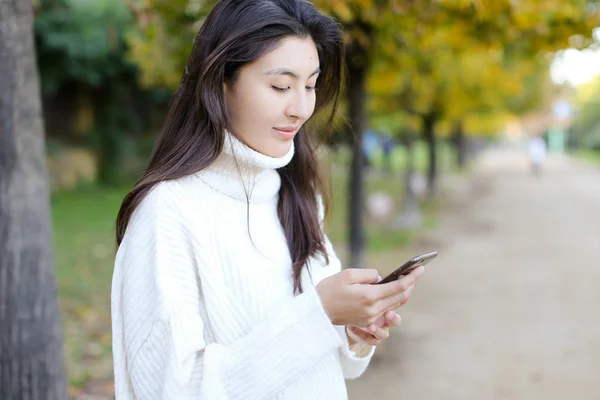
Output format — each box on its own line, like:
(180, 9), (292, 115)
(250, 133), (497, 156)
(551, 28), (600, 86)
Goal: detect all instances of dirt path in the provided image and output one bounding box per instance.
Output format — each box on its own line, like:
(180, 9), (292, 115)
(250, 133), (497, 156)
(347, 148), (600, 400)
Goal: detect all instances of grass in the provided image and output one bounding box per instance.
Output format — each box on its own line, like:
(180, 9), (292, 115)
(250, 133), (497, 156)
(51, 141), (451, 393)
(324, 162), (414, 250)
(329, 140), (456, 174)
(572, 149), (600, 164)
(323, 141), (453, 254)
(51, 184), (130, 394)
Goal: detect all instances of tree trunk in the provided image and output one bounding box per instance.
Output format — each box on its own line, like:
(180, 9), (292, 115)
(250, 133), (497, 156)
(94, 85), (126, 185)
(423, 112), (438, 196)
(346, 38), (370, 269)
(452, 120), (466, 170)
(0, 1), (68, 399)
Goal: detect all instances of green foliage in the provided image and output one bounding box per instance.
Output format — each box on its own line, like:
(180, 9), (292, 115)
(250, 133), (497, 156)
(366, 1), (599, 140)
(35, 0), (136, 94)
(126, 0), (216, 89)
(574, 149), (600, 163)
(35, 0), (173, 186)
(125, 0), (599, 141)
(569, 76), (600, 149)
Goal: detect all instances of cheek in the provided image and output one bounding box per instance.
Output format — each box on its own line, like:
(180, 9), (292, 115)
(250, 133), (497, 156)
(261, 90), (287, 118)
(309, 93), (317, 116)
(228, 88), (269, 127)
(242, 88), (281, 125)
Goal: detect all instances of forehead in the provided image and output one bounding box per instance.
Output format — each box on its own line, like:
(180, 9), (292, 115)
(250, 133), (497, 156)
(252, 36), (320, 76)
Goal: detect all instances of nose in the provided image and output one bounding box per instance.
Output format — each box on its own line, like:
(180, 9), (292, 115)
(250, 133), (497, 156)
(286, 91), (312, 121)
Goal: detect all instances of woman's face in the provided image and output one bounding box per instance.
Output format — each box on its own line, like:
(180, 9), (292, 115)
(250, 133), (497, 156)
(224, 36), (320, 158)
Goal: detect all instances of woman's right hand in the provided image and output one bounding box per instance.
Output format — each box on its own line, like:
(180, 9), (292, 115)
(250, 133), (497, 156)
(315, 266), (424, 327)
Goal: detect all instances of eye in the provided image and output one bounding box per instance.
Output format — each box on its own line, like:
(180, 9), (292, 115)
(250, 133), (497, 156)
(306, 86), (317, 92)
(272, 85), (289, 93)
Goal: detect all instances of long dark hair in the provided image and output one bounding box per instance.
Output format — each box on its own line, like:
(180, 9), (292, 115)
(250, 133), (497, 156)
(116, 0), (345, 294)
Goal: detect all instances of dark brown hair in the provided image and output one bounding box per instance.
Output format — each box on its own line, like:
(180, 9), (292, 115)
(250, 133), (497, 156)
(116, 0), (345, 294)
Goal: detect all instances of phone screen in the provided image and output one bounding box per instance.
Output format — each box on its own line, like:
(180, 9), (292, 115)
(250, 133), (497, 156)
(375, 251), (437, 285)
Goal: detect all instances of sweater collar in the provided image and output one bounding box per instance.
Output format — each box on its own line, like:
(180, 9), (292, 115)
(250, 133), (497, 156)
(198, 131), (295, 203)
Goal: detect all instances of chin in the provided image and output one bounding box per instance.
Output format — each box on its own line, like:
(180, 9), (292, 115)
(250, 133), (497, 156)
(263, 141), (293, 158)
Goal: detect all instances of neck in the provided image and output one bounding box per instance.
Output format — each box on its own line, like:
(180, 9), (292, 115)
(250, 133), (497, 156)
(196, 131), (295, 203)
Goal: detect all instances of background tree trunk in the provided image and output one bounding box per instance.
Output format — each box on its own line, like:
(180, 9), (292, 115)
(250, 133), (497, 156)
(452, 120), (466, 170)
(423, 112), (438, 196)
(346, 51), (367, 268)
(93, 85), (127, 186)
(0, 1), (68, 399)
(346, 21), (374, 268)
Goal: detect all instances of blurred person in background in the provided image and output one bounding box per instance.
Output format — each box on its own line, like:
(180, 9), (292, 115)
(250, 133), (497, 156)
(361, 129), (380, 169)
(110, 0), (425, 398)
(381, 135), (396, 174)
(527, 135), (547, 176)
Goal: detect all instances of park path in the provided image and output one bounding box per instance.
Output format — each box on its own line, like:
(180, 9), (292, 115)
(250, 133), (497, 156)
(347, 147), (600, 400)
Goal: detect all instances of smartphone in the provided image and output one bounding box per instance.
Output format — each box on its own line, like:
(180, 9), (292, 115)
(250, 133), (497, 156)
(375, 251), (438, 285)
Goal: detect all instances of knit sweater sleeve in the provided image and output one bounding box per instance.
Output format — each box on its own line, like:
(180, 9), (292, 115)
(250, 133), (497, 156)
(316, 195), (376, 379)
(112, 186), (344, 400)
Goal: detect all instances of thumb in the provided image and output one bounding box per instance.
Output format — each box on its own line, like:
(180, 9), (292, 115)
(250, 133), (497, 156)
(347, 268), (380, 284)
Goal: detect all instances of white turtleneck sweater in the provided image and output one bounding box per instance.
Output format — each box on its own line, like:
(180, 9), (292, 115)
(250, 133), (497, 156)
(111, 133), (375, 399)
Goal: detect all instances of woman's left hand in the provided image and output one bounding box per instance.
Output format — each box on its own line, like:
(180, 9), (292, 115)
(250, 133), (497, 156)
(346, 310), (402, 346)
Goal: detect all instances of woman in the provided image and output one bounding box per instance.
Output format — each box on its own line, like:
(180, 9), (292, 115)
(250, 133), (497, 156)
(111, 0), (424, 398)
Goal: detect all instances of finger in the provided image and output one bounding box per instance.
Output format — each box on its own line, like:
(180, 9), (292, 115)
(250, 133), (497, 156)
(401, 265), (425, 284)
(371, 275), (415, 301)
(411, 265), (425, 281)
(384, 311), (402, 327)
(347, 326), (373, 340)
(399, 283), (415, 298)
(377, 285), (415, 312)
(370, 325), (390, 340)
(376, 311), (399, 328)
(345, 268), (380, 284)
(367, 323), (377, 335)
(400, 284), (416, 303)
(371, 314), (386, 328)
(347, 326), (382, 346)
(364, 321), (392, 340)
(373, 266), (424, 300)
(384, 310), (395, 321)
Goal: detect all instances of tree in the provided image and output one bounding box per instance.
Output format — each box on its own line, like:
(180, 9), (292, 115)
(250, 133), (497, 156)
(123, 0), (599, 267)
(314, 0), (402, 268)
(370, 0), (599, 194)
(569, 76), (600, 149)
(35, 0), (146, 185)
(0, 1), (68, 399)
(125, 0), (216, 89)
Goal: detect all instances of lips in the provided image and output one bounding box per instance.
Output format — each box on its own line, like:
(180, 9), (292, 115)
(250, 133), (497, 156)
(273, 127), (298, 139)
(274, 127), (298, 132)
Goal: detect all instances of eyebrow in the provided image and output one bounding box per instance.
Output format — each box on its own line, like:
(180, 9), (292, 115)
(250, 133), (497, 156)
(264, 67), (321, 79)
